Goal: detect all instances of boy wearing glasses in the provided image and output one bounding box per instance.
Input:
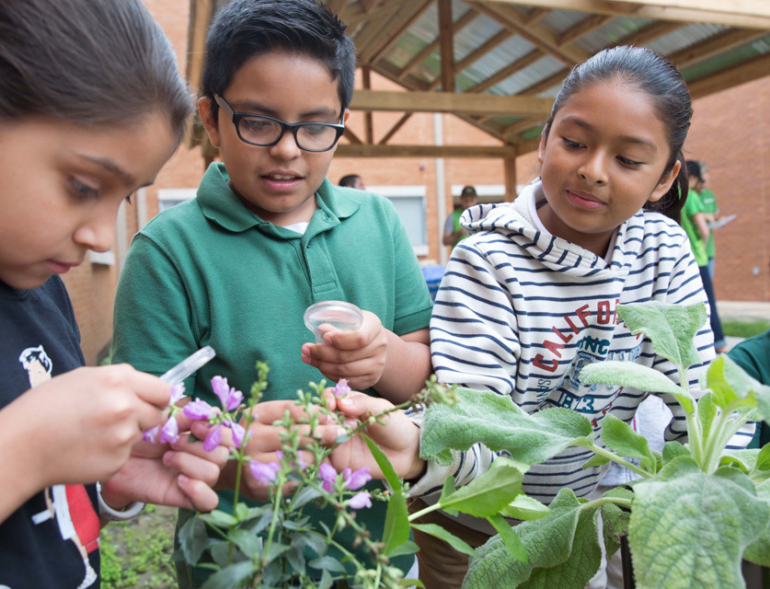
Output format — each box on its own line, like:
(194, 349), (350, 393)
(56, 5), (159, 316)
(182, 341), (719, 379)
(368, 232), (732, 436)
(112, 0), (432, 585)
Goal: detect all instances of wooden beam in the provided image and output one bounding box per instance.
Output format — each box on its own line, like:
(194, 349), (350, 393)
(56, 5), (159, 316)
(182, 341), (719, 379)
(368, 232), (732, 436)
(523, 8), (551, 24)
(558, 14), (614, 47)
(342, 0), (395, 30)
(504, 153), (517, 202)
(502, 116), (545, 139)
(455, 29), (514, 73)
(186, 0), (213, 92)
(604, 0), (770, 19)
(516, 137), (541, 155)
(336, 144), (517, 158)
(467, 2), (589, 65)
(343, 127), (363, 145)
(378, 113), (413, 145)
(668, 29), (768, 71)
(520, 68), (570, 96)
(352, 0), (400, 56)
(327, 0), (351, 16)
(398, 9), (478, 80)
(471, 0), (770, 29)
(467, 49), (543, 93)
(359, 0), (434, 66)
(608, 21), (682, 49)
(362, 67), (374, 144)
(350, 89), (554, 116)
(438, 0), (455, 92)
(688, 52), (770, 100)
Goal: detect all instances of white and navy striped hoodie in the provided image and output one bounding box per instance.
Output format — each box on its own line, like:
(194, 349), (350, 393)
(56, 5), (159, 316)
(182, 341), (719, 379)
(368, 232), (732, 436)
(410, 180), (753, 529)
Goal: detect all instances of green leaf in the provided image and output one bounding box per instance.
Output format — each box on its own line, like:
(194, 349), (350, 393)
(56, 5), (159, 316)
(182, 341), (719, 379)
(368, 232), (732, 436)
(292, 531), (326, 557)
(178, 515), (208, 565)
(209, 540), (235, 567)
(411, 523), (479, 558)
(228, 529), (262, 559)
(199, 510), (238, 529)
(582, 454), (611, 469)
(422, 389), (593, 466)
(697, 392), (718, 442)
(264, 542), (291, 564)
(388, 540), (420, 558)
(363, 434), (401, 491)
(744, 478), (770, 566)
(705, 355), (770, 409)
(486, 513), (527, 562)
(757, 443), (770, 471)
(438, 462), (524, 517)
(400, 580), (425, 588)
(630, 457), (770, 588)
(617, 302), (705, 370)
(518, 506), (602, 589)
(199, 562), (257, 589)
(382, 490), (410, 557)
(234, 502), (249, 522)
(650, 451), (664, 473)
(499, 495), (551, 521)
(291, 486), (323, 511)
(600, 414), (655, 471)
(463, 489), (584, 589)
(580, 362), (693, 413)
(599, 487), (633, 557)
(286, 545), (306, 575)
(662, 441), (690, 465)
(318, 569), (334, 589)
(719, 449), (761, 473)
(309, 556), (347, 574)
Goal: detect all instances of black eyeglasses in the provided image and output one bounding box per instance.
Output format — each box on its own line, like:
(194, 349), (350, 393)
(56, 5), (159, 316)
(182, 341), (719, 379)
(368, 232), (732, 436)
(214, 94), (345, 153)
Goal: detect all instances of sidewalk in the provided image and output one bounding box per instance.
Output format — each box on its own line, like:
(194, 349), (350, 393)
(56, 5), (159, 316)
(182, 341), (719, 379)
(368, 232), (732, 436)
(716, 301), (770, 351)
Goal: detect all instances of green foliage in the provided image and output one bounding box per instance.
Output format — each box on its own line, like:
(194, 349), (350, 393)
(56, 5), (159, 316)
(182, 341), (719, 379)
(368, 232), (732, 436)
(421, 301), (770, 589)
(722, 319), (770, 339)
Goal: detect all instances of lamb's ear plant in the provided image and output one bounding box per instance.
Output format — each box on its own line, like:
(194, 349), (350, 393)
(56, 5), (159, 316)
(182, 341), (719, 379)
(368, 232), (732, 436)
(420, 301), (770, 589)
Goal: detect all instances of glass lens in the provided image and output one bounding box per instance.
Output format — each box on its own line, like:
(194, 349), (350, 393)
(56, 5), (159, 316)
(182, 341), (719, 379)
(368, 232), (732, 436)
(238, 116), (282, 145)
(297, 124), (338, 150)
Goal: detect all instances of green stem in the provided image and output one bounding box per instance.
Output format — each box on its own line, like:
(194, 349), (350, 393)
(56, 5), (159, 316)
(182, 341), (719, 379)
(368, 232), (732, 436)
(585, 496), (633, 510)
(702, 411), (747, 474)
(261, 477), (285, 567)
(587, 443), (652, 479)
(407, 500), (445, 522)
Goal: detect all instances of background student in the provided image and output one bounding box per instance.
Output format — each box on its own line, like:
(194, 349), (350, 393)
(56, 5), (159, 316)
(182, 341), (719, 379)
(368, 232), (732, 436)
(442, 185), (478, 249)
(110, 0), (433, 585)
(0, 1), (227, 587)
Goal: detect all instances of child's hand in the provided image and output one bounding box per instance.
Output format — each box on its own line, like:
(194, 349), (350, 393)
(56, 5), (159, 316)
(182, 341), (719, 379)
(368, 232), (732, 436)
(101, 413), (228, 513)
(325, 391), (425, 482)
(197, 400), (344, 502)
(17, 365), (170, 490)
(301, 310), (389, 390)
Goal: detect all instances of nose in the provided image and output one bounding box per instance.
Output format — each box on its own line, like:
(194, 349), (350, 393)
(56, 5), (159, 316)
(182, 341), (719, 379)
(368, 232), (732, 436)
(73, 205), (117, 253)
(268, 128), (302, 161)
(578, 150), (609, 186)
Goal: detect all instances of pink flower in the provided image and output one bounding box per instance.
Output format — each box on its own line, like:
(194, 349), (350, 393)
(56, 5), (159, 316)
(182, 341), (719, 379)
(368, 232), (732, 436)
(143, 425), (160, 444)
(184, 399), (215, 421)
(159, 416), (180, 444)
(318, 463), (337, 492)
(211, 376), (243, 411)
(228, 421), (247, 449)
(250, 461), (280, 486)
(333, 379), (351, 398)
(343, 468), (371, 491)
(169, 382), (186, 405)
(349, 492), (372, 510)
(203, 424), (222, 452)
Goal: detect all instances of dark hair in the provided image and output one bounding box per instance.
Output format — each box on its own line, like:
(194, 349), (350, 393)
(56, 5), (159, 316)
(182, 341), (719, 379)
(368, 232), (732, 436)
(0, 0), (192, 142)
(461, 186), (478, 197)
(339, 174), (362, 188)
(201, 0), (356, 123)
(543, 46), (692, 223)
(686, 160), (702, 181)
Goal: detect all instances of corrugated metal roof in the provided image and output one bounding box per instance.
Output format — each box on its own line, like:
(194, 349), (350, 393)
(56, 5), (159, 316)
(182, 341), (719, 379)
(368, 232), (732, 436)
(682, 33), (770, 81)
(576, 17), (655, 53)
(647, 23), (728, 57)
(539, 10), (595, 35)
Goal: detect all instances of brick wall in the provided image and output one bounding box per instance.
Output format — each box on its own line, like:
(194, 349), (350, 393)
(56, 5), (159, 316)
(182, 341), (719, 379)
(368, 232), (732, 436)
(65, 0), (770, 363)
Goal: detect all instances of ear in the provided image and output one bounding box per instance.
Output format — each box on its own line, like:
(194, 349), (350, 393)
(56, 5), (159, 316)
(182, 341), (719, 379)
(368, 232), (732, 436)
(343, 109), (350, 124)
(197, 96), (221, 148)
(649, 158), (682, 203)
(537, 132), (547, 166)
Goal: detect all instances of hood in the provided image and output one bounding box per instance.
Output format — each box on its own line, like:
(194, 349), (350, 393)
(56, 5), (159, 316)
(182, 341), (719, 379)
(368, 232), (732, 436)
(459, 179), (642, 278)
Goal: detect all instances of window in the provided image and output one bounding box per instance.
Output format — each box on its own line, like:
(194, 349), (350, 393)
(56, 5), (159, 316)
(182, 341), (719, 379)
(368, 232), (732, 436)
(158, 188), (197, 213)
(368, 185), (428, 257)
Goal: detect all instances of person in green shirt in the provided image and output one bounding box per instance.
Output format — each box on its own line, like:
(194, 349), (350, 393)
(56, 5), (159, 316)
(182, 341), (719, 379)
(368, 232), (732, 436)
(111, 1), (432, 584)
(682, 161), (726, 352)
(442, 185), (478, 249)
(696, 162), (719, 279)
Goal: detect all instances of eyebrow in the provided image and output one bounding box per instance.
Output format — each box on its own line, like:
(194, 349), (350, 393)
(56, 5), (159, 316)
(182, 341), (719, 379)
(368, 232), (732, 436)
(561, 115), (657, 152)
(77, 154), (137, 187)
(230, 100), (339, 120)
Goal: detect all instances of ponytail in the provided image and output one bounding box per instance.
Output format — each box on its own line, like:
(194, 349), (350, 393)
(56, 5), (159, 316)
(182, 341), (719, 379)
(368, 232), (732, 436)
(644, 152), (688, 224)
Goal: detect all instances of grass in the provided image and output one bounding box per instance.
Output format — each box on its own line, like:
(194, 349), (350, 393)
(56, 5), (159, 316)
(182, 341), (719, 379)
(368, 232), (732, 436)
(101, 504), (178, 589)
(722, 319), (770, 339)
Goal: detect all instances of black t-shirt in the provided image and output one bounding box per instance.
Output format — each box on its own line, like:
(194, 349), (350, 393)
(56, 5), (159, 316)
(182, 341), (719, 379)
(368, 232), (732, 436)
(0, 276), (101, 589)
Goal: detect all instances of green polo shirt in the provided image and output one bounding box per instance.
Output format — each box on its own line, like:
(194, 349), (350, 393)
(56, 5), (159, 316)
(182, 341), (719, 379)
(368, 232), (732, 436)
(681, 189), (708, 267)
(112, 163), (432, 584)
(699, 187), (718, 259)
(727, 331), (770, 449)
